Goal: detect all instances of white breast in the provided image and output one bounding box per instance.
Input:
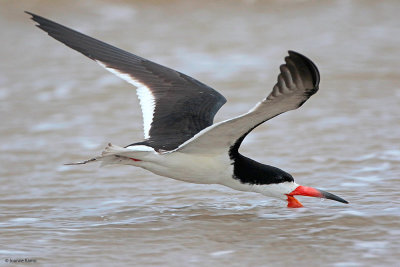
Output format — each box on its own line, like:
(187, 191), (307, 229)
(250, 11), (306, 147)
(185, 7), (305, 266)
(139, 151), (234, 185)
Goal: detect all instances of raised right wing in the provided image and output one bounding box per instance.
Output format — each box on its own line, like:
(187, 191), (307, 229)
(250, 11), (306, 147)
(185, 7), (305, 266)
(176, 51), (320, 155)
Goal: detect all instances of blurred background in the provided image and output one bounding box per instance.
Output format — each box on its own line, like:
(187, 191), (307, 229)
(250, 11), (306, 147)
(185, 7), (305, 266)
(1, 0), (399, 266)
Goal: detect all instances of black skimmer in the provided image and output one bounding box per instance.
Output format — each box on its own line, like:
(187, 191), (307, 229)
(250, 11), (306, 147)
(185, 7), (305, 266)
(27, 12), (348, 208)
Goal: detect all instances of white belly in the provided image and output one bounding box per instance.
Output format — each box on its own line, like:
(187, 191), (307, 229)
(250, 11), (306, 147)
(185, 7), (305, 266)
(102, 144), (260, 192)
(139, 151), (235, 185)
(103, 145), (296, 200)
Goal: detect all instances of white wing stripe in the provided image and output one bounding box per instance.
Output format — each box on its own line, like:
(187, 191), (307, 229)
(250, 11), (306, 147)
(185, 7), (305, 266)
(136, 85), (155, 139)
(95, 60), (155, 139)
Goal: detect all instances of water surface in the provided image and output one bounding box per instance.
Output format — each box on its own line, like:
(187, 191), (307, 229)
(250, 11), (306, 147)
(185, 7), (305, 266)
(1, 1), (399, 266)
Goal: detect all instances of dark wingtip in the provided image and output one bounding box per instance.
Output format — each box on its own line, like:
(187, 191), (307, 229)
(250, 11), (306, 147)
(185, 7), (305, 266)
(25, 11), (43, 25)
(25, 11), (53, 27)
(287, 50), (320, 88)
(25, 11), (36, 18)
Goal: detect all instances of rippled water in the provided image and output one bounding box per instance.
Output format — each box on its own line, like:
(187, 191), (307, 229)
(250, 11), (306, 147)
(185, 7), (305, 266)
(1, 0), (399, 266)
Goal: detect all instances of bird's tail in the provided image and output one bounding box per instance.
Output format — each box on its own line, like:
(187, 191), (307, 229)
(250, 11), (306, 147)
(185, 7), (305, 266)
(65, 143), (150, 167)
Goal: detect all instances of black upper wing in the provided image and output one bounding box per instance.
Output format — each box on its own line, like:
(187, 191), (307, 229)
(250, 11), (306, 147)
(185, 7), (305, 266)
(26, 12), (226, 151)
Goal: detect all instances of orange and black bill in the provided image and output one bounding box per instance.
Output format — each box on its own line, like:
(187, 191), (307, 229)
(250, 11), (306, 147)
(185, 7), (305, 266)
(287, 185), (349, 208)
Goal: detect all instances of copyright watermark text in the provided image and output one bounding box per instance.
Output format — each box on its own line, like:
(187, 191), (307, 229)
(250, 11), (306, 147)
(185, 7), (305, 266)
(4, 258), (37, 263)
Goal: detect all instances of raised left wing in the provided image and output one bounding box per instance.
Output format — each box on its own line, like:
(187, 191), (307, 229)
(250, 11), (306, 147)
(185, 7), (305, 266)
(26, 12), (226, 151)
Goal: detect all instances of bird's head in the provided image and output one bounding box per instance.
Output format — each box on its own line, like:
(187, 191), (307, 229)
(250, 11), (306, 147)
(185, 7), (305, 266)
(231, 155), (348, 208)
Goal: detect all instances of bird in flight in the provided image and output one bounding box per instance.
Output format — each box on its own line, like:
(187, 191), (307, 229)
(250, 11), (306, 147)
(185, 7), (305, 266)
(27, 12), (348, 208)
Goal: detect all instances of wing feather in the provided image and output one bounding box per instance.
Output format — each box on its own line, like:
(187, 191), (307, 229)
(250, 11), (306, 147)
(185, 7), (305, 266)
(26, 12), (226, 151)
(177, 51), (320, 154)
